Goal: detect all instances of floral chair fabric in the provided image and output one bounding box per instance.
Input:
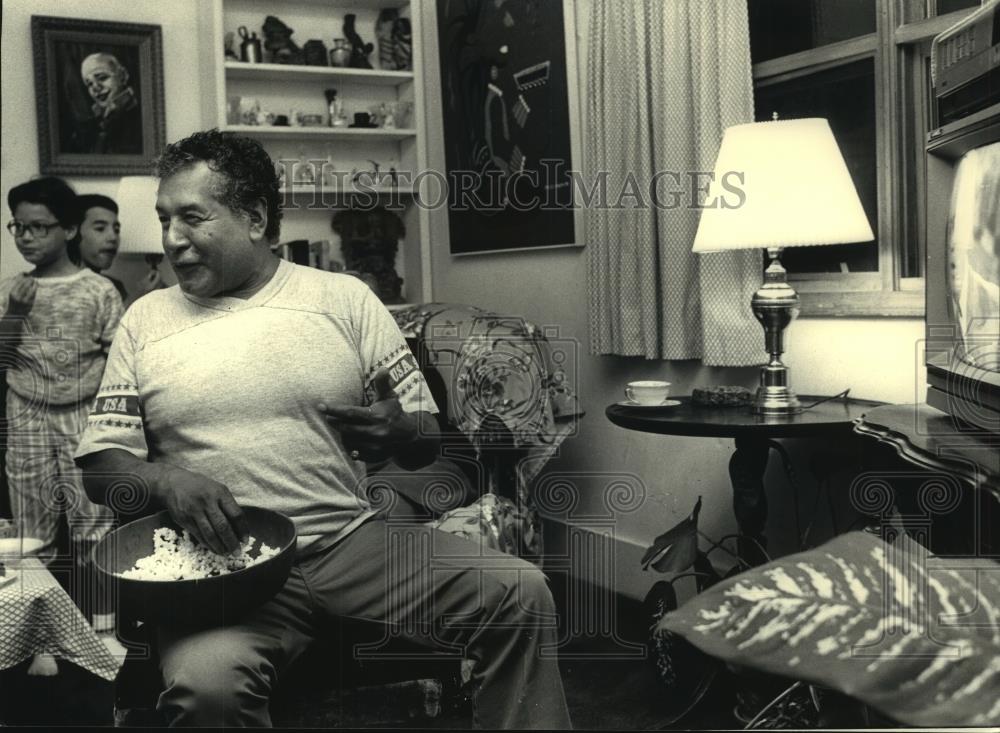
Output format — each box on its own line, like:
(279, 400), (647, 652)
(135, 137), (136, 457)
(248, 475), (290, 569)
(391, 303), (582, 558)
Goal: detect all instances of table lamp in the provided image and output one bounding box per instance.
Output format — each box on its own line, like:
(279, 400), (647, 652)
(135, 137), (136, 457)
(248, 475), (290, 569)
(692, 117), (874, 416)
(115, 176), (164, 277)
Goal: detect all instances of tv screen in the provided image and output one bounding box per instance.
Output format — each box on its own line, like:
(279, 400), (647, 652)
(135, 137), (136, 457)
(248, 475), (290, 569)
(946, 140), (1000, 374)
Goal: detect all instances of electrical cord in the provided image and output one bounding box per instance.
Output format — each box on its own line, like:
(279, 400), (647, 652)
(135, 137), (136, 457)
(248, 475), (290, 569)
(699, 531), (773, 570)
(801, 388), (851, 409)
(742, 681), (807, 729)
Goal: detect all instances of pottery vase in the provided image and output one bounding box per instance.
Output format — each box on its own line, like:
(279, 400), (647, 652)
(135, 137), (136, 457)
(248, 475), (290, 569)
(329, 39), (351, 67)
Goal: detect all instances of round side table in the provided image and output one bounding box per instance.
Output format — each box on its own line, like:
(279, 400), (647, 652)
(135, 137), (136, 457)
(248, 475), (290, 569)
(606, 395), (885, 565)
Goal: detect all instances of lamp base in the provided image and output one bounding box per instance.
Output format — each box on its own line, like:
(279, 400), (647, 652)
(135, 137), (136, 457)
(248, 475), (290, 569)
(753, 385), (802, 416)
(751, 248), (803, 417)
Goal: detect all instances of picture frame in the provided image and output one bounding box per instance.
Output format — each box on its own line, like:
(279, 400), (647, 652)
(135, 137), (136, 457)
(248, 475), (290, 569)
(31, 16), (166, 176)
(436, 0), (584, 255)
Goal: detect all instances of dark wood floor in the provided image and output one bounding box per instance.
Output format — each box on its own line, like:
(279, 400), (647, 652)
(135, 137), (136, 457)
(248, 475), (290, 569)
(0, 574), (744, 729)
(0, 645), (742, 729)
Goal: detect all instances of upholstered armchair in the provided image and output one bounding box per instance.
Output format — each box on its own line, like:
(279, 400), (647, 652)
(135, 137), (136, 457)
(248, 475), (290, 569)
(381, 302), (582, 558)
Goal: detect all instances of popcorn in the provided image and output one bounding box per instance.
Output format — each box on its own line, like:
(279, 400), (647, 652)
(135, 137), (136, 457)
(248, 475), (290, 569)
(119, 527), (280, 581)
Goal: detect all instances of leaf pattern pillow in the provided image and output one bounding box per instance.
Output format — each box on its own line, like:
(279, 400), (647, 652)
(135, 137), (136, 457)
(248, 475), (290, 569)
(658, 531), (1000, 726)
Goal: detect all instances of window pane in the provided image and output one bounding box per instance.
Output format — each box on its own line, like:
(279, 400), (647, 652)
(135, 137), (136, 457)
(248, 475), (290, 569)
(749, 0), (876, 63)
(755, 59), (879, 274)
(898, 51), (933, 279)
(936, 0), (980, 16)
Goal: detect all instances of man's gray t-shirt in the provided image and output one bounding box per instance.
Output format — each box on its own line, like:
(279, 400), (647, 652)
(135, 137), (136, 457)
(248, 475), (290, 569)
(75, 260), (437, 553)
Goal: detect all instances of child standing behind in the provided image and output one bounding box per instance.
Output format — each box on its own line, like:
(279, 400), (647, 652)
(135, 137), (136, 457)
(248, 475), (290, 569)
(74, 193), (165, 304)
(0, 177), (123, 566)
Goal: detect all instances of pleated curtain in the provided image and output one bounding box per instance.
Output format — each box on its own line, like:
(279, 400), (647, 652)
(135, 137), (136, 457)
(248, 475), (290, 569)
(586, 0), (765, 365)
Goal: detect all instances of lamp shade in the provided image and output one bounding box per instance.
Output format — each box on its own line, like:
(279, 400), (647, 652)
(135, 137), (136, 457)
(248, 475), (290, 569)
(692, 118), (874, 252)
(115, 176), (163, 256)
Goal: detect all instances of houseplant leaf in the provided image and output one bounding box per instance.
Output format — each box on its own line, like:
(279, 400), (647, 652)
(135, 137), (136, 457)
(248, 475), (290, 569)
(657, 531), (1000, 727)
(642, 576), (721, 725)
(641, 496), (702, 574)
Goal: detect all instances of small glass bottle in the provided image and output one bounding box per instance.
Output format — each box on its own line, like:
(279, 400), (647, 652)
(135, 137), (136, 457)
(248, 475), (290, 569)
(294, 145), (315, 186)
(322, 144), (337, 188)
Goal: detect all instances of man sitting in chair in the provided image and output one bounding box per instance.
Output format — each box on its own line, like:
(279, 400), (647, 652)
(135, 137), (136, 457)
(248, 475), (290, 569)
(74, 129), (571, 729)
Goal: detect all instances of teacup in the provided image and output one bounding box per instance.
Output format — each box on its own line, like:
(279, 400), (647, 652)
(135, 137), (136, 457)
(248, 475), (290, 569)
(625, 380), (671, 405)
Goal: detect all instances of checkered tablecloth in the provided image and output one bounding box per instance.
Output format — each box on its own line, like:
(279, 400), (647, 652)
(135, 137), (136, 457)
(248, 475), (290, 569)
(0, 557), (122, 681)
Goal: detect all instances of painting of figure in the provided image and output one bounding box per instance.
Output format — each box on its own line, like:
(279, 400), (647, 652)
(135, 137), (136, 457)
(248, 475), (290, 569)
(67, 50), (144, 155)
(32, 16), (165, 176)
(437, 0), (580, 254)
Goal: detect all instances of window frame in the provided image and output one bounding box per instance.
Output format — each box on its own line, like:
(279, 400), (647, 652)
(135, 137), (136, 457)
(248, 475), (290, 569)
(750, 1), (980, 317)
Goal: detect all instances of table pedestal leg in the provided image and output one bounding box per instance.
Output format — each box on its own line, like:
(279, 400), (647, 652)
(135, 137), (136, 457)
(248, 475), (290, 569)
(729, 435), (770, 567)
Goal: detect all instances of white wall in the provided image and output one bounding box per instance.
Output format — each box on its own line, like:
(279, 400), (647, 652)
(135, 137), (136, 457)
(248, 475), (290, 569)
(0, 0), (201, 285)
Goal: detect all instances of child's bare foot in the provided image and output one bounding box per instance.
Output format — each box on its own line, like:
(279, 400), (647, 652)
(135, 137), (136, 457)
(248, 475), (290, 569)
(91, 612), (115, 633)
(27, 653), (58, 676)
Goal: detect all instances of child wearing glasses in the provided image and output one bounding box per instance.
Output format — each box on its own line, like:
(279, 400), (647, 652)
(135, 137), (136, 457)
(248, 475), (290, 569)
(1, 177), (123, 582)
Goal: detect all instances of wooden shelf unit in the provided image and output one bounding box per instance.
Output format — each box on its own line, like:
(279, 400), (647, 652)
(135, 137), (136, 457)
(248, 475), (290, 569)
(199, 0), (432, 302)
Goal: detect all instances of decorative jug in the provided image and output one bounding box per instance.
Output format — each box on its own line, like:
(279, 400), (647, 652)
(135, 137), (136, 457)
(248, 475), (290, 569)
(238, 26), (262, 63)
(329, 39), (351, 67)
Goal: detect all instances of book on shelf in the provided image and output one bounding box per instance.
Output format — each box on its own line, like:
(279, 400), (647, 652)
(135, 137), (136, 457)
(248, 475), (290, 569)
(276, 239), (339, 272)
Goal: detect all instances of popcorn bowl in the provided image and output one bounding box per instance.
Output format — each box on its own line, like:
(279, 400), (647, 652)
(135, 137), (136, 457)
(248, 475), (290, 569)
(93, 506), (296, 628)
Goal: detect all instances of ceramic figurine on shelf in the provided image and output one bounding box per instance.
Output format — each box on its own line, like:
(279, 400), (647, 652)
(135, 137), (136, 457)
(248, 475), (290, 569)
(254, 107), (271, 126)
(322, 144), (338, 188)
(375, 8), (412, 71)
(376, 9), (398, 70)
(262, 16), (303, 65)
(352, 160), (381, 185)
(303, 39), (328, 66)
(227, 96), (241, 125)
(293, 147), (315, 186)
(391, 15), (412, 70)
(380, 102), (397, 129)
(325, 88), (337, 125)
(239, 97), (260, 125)
(324, 88), (347, 128)
(343, 14), (374, 69)
(238, 26), (262, 63)
(224, 31), (239, 61)
(350, 112), (376, 129)
(397, 100), (413, 128)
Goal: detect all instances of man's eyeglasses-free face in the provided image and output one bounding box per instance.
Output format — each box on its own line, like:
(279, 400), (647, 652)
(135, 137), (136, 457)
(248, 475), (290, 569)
(6, 219), (62, 238)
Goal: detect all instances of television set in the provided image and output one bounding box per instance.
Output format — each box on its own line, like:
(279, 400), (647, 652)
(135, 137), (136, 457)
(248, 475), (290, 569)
(924, 103), (1000, 434)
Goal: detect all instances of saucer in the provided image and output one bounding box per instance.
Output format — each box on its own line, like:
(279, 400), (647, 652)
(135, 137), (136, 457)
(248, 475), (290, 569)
(617, 399), (680, 408)
(0, 537), (44, 558)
